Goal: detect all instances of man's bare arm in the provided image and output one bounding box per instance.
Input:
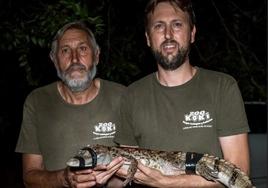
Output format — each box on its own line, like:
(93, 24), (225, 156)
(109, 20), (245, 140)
(22, 154), (71, 188)
(219, 133), (250, 175)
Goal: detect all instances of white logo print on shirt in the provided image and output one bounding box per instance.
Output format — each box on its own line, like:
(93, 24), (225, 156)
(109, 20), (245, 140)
(182, 110), (213, 130)
(93, 122), (116, 140)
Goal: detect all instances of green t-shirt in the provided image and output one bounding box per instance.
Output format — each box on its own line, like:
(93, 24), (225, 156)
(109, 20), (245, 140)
(16, 79), (125, 170)
(115, 68), (249, 157)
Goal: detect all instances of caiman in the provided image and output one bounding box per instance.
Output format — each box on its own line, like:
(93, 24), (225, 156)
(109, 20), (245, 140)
(66, 144), (255, 188)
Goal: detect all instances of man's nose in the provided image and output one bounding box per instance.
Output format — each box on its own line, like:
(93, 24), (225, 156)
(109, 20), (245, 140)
(164, 25), (173, 39)
(71, 49), (78, 63)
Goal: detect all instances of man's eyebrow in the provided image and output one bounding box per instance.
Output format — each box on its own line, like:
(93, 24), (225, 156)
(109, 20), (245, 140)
(152, 18), (183, 23)
(79, 41), (89, 45)
(59, 44), (70, 48)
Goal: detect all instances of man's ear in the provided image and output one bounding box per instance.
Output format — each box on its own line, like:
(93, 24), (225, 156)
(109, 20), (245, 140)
(95, 49), (100, 65)
(145, 32), (151, 47)
(190, 25), (196, 43)
(49, 51), (54, 62)
(49, 52), (59, 70)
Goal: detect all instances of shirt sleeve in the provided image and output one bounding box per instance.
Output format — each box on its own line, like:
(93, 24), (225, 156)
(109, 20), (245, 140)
(114, 90), (138, 146)
(216, 77), (250, 136)
(15, 93), (41, 154)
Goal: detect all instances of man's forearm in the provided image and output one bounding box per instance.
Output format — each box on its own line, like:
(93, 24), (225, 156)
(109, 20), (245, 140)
(159, 174), (225, 188)
(23, 169), (68, 188)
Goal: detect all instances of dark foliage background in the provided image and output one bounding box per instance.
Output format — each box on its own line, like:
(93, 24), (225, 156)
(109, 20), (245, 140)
(0, 0), (266, 187)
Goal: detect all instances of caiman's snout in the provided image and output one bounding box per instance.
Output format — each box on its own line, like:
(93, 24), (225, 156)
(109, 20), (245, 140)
(66, 146), (97, 168)
(80, 146), (97, 168)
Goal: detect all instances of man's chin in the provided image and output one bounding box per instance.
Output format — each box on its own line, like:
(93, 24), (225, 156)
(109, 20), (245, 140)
(68, 71), (87, 78)
(159, 51), (175, 60)
(66, 80), (91, 92)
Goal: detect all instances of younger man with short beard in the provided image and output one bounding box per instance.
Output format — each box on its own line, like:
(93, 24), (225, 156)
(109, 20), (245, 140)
(16, 21), (125, 187)
(115, 0), (250, 187)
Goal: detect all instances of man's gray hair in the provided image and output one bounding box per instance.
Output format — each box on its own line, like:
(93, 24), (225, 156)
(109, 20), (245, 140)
(50, 21), (100, 61)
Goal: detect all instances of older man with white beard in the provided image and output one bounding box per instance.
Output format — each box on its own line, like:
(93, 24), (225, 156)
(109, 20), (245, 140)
(16, 21), (125, 188)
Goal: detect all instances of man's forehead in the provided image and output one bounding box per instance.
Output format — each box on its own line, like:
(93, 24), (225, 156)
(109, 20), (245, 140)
(59, 29), (90, 44)
(150, 2), (183, 14)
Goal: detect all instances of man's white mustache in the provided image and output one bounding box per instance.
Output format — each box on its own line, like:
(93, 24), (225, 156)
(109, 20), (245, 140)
(66, 63), (86, 73)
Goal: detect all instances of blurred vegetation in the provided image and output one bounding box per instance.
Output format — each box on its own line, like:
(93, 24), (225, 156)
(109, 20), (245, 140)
(192, 0), (266, 102)
(0, 0), (266, 101)
(0, 0), (104, 86)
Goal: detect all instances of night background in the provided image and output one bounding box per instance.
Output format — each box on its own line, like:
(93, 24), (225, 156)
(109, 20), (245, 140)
(0, 0), (266, 187)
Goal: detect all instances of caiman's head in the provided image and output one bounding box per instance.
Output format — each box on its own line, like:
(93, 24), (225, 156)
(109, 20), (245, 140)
(66, 145), (112, 169)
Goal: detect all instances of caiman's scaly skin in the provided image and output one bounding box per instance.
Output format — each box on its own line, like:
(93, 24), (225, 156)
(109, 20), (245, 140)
(66, 145), (255, 188)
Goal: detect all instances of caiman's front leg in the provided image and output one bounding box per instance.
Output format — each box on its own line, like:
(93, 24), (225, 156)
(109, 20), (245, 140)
(122, 156), (138, 187)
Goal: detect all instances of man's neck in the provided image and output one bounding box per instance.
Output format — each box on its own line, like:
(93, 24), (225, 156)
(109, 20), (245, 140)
(57, 79), (100, 105)
(156, 62), (196, 87)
